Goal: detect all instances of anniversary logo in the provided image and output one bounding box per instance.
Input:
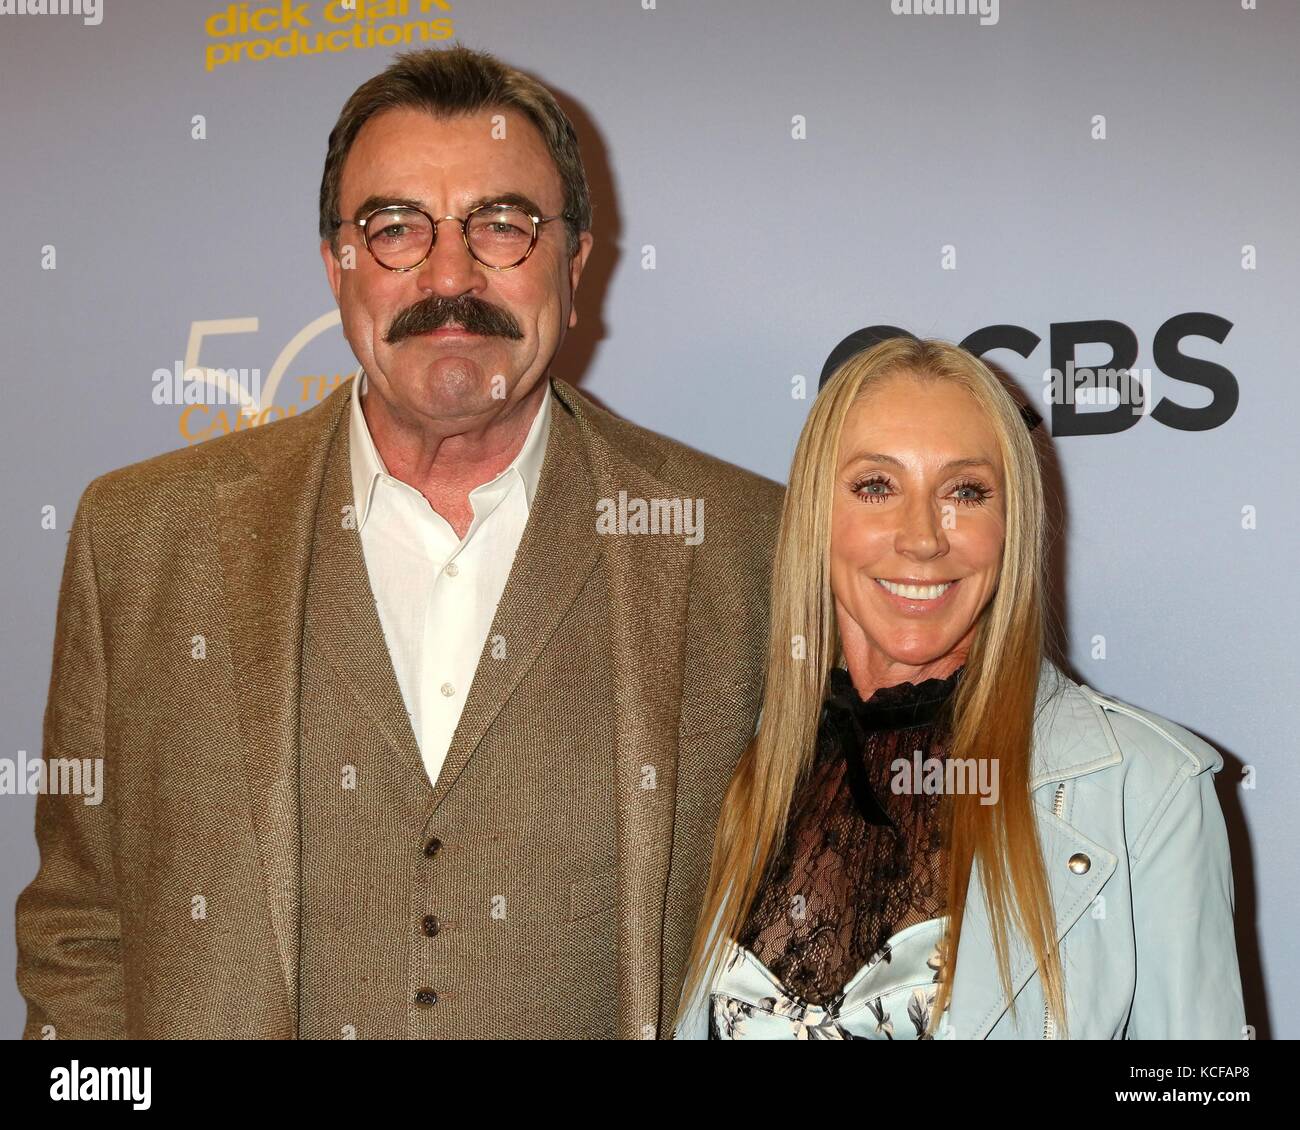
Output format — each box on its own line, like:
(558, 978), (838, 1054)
(162, 310), (354, 443)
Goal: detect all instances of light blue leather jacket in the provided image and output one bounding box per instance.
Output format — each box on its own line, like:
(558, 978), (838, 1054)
(674, 657), (1247, 1039)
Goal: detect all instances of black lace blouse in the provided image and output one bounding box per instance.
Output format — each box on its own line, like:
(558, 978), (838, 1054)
(735, 663), (965, 1005)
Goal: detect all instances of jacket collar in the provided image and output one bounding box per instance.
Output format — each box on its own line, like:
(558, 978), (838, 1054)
(1028, 656), (1124, 787)
(347, 366), (552, 530)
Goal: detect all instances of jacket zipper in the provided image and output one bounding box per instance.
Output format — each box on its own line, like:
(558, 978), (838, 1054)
(1043, 781), (1066, 1039)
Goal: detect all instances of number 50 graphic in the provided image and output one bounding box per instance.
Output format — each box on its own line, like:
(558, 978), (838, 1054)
(180, 310), (346, 442)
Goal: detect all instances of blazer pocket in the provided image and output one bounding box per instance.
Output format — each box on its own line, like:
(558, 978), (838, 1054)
(568, 866), (618, 923)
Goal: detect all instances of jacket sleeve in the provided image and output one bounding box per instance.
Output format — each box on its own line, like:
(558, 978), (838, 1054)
(1126, 751), (1246, 1039)
(15, 479), (126, 1039)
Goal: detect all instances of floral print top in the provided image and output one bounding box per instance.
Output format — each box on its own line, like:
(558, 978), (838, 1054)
(708, 915), (952, 1040)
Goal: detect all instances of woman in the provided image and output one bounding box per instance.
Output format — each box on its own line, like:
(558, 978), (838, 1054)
(674, 336), (1246, 1040)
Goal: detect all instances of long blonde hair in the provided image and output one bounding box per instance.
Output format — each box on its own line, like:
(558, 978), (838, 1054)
(679, 336), (1067, 1036)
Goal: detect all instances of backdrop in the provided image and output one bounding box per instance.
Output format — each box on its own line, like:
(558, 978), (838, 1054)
(1, 0), (1295, 1038)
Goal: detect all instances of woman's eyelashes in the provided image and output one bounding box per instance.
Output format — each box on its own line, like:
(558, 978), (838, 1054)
(951, 478), (994, 506)
(850, 474), (893, 503)
(849, 473), (993, 507)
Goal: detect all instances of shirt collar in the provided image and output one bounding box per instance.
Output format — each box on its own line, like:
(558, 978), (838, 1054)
(348, 367), (551, 531)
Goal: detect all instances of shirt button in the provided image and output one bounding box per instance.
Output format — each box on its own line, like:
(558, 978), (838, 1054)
(421, 915), (440, 937)
(414, 988), (438, 1007)
(440, 682), (455, 698)
(1067, 852), (1091, 875)
(423, 837), (442, 858)
(444, 562), (459, 577)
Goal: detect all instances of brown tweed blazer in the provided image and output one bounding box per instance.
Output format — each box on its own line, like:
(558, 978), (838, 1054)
(15, 376), (783, 1039)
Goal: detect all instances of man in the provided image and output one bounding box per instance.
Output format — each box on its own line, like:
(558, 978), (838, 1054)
(15, 45), (782, 1039)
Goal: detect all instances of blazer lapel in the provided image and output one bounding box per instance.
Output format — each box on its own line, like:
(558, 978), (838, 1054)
(424, 383), (602, 813)
(300, 399), (429, 799)
(213, 382), (353, 1030)
(552, 381), (699, 1039)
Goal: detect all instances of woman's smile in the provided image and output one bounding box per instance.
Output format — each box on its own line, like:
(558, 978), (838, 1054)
(872, 576), (961, 613)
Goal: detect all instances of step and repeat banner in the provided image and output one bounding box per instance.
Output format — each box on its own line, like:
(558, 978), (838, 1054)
(1, 0), (1295, 1036)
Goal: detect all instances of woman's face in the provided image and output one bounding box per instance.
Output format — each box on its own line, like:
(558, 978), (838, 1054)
(829, 372), (1007, 688)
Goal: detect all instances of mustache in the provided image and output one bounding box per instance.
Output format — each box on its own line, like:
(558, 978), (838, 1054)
(384, 295), (524, 345)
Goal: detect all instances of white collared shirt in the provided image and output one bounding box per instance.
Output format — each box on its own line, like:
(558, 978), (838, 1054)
(348, 369), (551, 788)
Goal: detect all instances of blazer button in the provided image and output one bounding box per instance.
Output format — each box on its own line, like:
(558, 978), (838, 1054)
(421, 915), (440, 937)
(423, 837), (442, 858)
(1068, 852), (1091, 874)
(414, 988), (438, 1007)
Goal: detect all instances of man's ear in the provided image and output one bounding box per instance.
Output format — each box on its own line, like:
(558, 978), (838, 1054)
(321, 238), (343, 305)
(567, 230), (595, 329)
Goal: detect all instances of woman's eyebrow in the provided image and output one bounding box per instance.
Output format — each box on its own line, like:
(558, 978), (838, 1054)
(846, 452), (996, 472)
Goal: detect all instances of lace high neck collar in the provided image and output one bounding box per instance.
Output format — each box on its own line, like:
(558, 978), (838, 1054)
(821, 663), (966, 829)
(826, 663), (965, 733)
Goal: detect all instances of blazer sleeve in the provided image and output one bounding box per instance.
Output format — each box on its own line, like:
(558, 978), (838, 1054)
(1126, 752), (1246, 1039)
(15, 479), (126, 1039)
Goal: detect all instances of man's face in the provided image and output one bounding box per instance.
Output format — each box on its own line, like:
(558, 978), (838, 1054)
(321, 106), (593, 432)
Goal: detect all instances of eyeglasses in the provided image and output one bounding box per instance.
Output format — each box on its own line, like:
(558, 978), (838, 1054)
(334, 202), (569, 272)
